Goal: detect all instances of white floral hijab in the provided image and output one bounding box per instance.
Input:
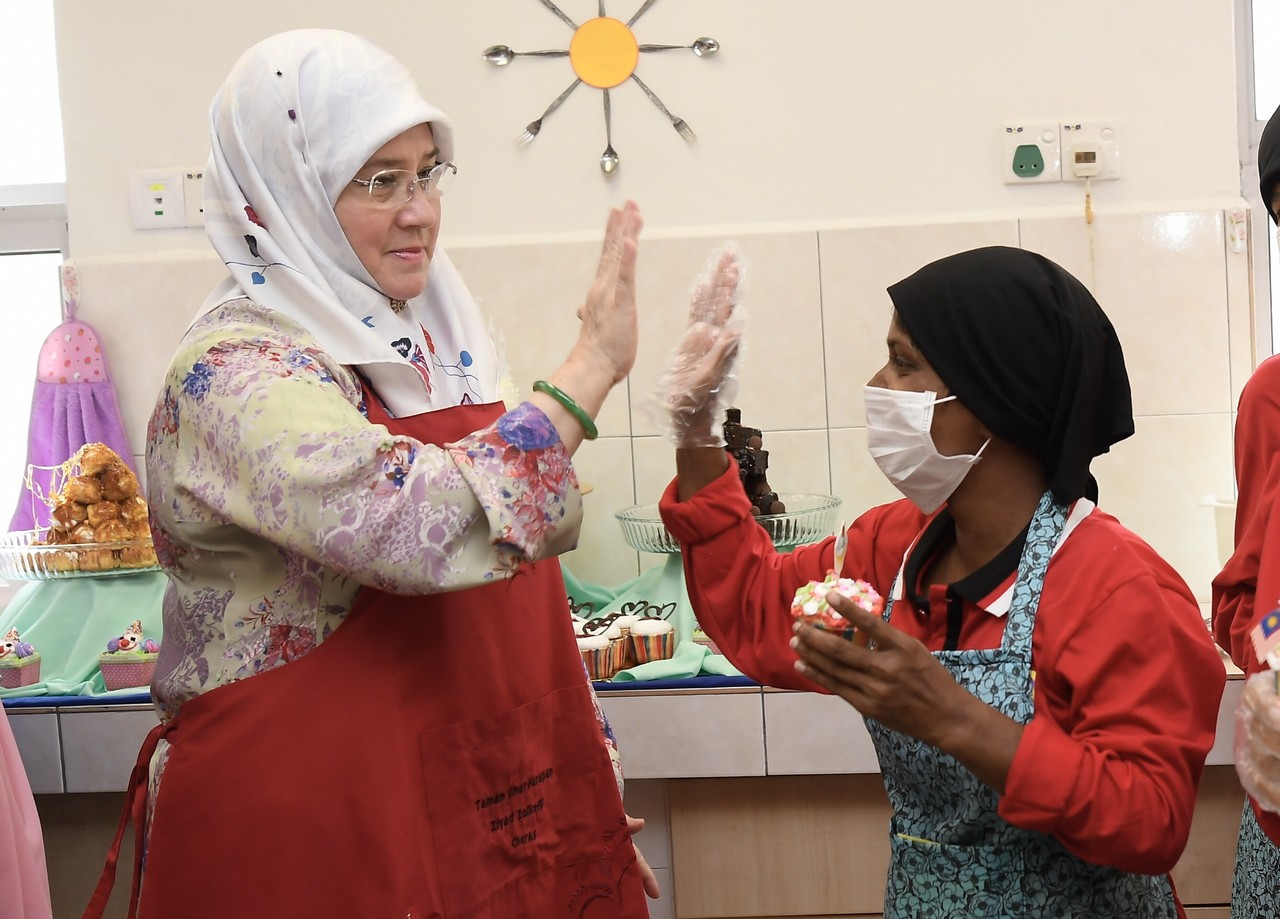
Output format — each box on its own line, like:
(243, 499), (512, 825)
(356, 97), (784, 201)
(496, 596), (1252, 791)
(198, 29), (499, 416)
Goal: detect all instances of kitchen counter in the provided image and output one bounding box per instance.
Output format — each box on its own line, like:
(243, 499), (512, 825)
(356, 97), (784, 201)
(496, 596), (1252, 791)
(5, 665), (1246, 793)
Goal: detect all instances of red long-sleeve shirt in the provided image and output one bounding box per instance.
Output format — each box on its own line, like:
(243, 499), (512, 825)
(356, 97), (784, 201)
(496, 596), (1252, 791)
(1212, 352), (1280, 843)
(660, 464), (1224, 877)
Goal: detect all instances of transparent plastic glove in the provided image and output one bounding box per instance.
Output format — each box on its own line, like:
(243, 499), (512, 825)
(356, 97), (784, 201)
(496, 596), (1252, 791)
(650, 246), (745, 448)
(1235, 669), (1280, 812)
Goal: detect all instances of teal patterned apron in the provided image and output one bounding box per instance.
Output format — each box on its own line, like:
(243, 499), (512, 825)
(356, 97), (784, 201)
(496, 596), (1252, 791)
(1231, 798), (1280, 914)
(865, 492), (1178, 918)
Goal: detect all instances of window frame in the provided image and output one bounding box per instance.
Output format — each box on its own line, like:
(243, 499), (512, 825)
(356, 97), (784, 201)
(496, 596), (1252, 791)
(1240, 0), (1276, 362)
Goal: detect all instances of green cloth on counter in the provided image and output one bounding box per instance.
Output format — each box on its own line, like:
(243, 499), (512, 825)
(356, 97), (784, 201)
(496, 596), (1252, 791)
(561, 556), (742, 681)
(0, 572), (166, 699)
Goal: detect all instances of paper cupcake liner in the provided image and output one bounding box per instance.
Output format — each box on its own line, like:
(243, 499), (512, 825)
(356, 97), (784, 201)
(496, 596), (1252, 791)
(580, 645), (617, 682)
(630, 632), (675, 665)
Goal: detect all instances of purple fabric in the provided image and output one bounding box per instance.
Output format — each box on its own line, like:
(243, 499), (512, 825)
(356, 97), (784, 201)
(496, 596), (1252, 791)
(8, 380), (135, 533)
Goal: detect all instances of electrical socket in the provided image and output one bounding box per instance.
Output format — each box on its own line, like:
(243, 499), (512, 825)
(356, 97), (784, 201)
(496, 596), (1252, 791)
(128, 169), (186, 229)
(1061, 121), (1121, 181)
(1001, 123), (1061, 184)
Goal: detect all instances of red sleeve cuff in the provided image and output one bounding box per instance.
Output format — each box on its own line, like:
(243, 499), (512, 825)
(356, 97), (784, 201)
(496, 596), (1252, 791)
(998, 714), (1084, 832)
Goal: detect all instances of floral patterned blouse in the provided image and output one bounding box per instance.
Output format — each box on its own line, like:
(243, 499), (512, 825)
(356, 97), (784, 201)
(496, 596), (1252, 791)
(144, 299), (622, 789)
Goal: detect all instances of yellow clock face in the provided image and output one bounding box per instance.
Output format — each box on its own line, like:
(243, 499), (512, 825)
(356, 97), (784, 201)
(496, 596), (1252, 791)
(570, 17), (639, 89)
(483, 0), (719, 175)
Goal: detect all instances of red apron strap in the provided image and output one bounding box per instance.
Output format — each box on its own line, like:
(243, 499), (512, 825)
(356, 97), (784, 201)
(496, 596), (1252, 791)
(81, 721), (165, 919)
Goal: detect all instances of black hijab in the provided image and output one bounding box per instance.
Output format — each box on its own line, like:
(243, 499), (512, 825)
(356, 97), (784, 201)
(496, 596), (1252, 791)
(887, 246), (1133, 505)
(1260, 102), (1280, 223)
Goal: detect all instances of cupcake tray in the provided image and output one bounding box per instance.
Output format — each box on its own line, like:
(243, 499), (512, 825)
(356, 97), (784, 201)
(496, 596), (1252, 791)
(0, 529), (160, 581)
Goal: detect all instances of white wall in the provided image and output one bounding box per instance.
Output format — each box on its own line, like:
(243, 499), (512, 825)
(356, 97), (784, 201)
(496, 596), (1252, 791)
(57, 0), (1242, 256)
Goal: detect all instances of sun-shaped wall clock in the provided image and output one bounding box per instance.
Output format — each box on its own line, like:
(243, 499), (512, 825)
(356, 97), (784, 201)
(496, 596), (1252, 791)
(483, 0), (719, 176)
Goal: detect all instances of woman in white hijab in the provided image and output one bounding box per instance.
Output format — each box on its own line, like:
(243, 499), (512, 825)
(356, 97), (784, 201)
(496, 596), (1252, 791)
(84, 29), (653, 919)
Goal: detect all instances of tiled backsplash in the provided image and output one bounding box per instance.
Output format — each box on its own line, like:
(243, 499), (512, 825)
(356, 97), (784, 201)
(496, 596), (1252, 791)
(71, 207), (1249, 600)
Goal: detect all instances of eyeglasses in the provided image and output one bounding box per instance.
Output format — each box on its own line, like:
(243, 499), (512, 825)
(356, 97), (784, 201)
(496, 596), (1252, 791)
(348, 163), (457, 207)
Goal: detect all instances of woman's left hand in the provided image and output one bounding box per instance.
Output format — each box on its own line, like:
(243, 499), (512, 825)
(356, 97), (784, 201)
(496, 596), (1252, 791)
(791, 592), (1023, 791)
(790, 593), (967, 746)
(626, 814), (662, 899)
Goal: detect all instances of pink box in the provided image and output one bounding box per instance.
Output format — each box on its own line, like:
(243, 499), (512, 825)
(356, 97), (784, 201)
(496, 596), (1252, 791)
(0, 659), (41, 689)
(99, 656), (157, 691)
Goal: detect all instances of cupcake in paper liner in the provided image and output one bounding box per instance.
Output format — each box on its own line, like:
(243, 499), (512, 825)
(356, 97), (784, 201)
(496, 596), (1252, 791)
(629, 618), (676, 665)
(577, 635), (617, 681)
(99, 619), (160, 691)
(790, 575), (883, 646)
(0, 628), (41, 689)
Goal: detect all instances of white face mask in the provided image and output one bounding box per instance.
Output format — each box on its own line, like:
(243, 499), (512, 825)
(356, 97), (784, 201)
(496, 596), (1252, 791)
(863, 385), (990, 514)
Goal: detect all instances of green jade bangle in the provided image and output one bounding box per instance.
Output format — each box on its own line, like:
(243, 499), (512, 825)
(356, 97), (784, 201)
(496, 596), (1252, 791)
(532, 380), (598, 440)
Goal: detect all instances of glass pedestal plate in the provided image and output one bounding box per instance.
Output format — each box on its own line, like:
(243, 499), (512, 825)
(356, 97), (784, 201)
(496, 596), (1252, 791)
(578, 495), (842, 681)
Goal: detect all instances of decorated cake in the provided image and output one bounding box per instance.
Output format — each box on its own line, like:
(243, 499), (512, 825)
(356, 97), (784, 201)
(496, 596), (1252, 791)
(0, 628), (41, 689)
(790, 575), (883, 645)
(99, 619), (161, 690)
(34, 442), (157, 573)
(723, 408), (786, 517)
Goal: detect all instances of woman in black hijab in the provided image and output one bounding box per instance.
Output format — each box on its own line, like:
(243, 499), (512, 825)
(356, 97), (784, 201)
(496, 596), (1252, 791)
(659, 246), (1224, 918)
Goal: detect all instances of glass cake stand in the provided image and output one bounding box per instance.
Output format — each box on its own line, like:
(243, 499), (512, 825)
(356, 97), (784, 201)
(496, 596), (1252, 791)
(615, 493), (843, 555)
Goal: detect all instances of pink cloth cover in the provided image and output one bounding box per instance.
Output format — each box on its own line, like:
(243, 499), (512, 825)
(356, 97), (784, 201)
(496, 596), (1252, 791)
(0, 705), (53, 919)
(8, 264), (135, 533)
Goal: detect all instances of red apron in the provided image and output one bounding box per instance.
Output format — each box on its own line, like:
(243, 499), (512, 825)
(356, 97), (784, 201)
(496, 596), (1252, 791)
(86, 395), (646, 919)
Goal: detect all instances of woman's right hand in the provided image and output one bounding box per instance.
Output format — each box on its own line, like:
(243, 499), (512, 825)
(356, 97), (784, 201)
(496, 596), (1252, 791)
(571, 200), (644, 386)
(534, 202), (642, 452)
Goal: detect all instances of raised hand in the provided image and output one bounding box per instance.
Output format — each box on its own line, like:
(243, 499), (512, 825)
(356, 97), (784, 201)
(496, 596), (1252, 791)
(658, 247), (744, 447)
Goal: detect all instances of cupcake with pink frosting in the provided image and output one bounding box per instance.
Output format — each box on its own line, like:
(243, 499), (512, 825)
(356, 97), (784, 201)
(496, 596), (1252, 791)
(0, 628), (41, 689)
(790, 575), (883, 645)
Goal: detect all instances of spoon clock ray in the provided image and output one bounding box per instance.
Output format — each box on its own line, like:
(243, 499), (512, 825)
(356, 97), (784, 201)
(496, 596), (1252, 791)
(482, 0), (719, 176)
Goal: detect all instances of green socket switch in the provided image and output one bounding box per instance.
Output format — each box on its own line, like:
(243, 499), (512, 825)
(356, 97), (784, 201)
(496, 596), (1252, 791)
(1011, 144), (1045, 179)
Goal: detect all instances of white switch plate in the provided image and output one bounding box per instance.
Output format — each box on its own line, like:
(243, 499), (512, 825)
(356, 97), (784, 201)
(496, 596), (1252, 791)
(1061, 121), (1121, 181)
(128, 169), (186, 229)
(183, 169), (205, 227)
(1001, 122), (1061, 184)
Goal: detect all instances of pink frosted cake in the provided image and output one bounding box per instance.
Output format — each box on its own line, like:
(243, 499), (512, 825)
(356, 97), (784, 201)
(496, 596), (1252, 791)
(0, 628), (41, 689)
(99, 619), (160, 691)
(790, 575), (883, 646)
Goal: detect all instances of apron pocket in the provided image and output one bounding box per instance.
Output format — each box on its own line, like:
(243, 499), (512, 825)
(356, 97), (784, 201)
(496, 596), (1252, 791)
(418, 684), (612, 917)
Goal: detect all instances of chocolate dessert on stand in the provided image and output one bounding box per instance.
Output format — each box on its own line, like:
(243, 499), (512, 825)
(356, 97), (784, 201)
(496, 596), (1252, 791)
(722, 407), (786, 516)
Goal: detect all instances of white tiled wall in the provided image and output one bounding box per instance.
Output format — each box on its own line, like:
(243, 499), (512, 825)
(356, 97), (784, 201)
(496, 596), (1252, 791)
(71, 205), (1248, 601)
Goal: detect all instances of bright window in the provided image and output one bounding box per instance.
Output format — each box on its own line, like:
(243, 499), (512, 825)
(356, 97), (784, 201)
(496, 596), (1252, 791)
(1245, 1), (1280, 354)
(0, 0), (67, 604)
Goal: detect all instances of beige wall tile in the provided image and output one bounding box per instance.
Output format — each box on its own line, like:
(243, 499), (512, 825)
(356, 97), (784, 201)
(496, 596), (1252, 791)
(72, 253), (228, 456)
(1020, 211), (1233, 417)
(563, 435), (640, 587)
(626, 231), (825, 437)
(818, 220), (1019, 429)
(1091, 413), (1235, 602)
(448, 239), (634, 438)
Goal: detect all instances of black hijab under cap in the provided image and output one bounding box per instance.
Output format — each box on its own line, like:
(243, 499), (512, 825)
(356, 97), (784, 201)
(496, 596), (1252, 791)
(887, 246), (1134, 505)
(1260, 102), (1280, 223)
